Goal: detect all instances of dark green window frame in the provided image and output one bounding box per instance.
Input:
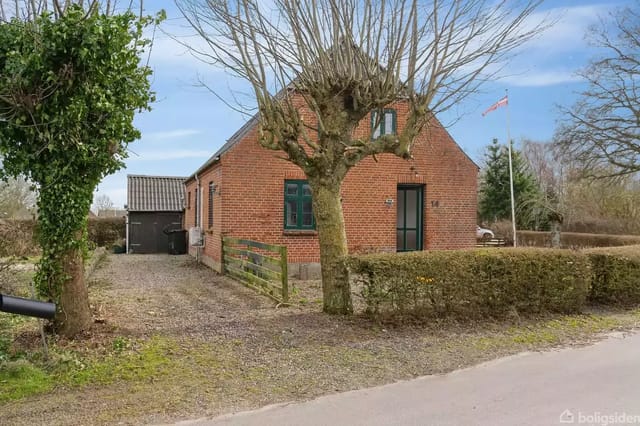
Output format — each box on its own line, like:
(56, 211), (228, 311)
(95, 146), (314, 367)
(284, 180), (315, 230)
(396, 185), (424, 252)
(371, 108), (397, 139)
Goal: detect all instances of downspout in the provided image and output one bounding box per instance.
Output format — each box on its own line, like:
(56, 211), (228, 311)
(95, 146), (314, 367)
(195, 173), (201, 263)
(125, 211), (130, 254)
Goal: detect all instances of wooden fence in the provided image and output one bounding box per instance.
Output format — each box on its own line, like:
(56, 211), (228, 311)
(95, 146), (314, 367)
(221, 237), (289, 304)
(476, 238), (507, 248)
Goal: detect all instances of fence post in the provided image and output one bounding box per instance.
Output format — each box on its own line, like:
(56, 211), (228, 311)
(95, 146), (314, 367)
(280, 245), (288, 303)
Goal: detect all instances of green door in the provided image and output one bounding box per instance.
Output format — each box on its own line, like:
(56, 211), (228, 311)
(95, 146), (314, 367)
(397, 186), (424, 252)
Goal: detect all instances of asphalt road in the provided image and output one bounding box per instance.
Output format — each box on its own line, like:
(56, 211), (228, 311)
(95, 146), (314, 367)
(179, 332), (640, 426)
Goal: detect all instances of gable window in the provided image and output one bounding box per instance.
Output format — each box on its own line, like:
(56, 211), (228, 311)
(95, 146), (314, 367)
(371, 109), (397, 139)
(208, 182), (215, 228)
(284, 180), (314, 230)
(187, 191), (191, 209)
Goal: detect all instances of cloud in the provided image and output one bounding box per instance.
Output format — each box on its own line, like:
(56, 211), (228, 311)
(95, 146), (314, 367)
(147, 32), (207, 68)
(502, 70), (584, 87)
(126, 149), (211, 161)
(523, 4), (613, 53)
(144, 11), (226, 76)
(143, 129), (202, 141)
(486, 4), (616, 88)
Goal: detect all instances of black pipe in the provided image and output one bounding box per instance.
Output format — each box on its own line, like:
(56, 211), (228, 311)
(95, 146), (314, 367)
(0, 294), (56, 319)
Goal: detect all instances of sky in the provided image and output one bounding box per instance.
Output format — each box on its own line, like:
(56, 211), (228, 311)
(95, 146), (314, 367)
(94, 0), (633, 209)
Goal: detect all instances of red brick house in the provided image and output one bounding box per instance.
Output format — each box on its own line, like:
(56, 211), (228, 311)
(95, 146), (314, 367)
(184, 97), (478, 278)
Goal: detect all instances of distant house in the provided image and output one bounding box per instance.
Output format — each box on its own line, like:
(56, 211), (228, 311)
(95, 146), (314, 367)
(126, 175), (187, 254)
(184, 97), (478, 278)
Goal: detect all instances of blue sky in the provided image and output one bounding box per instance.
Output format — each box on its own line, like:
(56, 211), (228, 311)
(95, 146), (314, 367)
(94, 0), (632, 209)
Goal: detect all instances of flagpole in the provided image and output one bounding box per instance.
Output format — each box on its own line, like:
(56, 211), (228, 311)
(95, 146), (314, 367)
(506, 89), (517, 247)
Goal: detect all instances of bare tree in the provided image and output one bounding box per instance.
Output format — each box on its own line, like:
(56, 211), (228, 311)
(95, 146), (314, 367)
(0, 0), (144, 21)
(519, 139), (570, 245)
(555, 4), (640, 178)
(93, 194), (115, 214)
(177, 0), (548, 314)
(0, 176), (36, 219)
(522, 139), (640, 236)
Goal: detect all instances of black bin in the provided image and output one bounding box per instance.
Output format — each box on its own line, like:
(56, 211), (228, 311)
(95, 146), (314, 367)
(166, 229), (188, 255)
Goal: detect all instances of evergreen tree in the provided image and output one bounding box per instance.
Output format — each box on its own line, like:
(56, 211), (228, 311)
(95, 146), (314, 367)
(479, 139), (541, 228)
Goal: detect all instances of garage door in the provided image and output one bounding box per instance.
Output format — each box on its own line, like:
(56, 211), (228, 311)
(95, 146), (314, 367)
(128, 212), (183, 254)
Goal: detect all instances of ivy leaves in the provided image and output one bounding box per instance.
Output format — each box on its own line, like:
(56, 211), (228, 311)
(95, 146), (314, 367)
(0, 6), (160, 303)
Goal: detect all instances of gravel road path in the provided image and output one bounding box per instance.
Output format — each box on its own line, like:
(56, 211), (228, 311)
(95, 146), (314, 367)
(91, 254), (276, 340)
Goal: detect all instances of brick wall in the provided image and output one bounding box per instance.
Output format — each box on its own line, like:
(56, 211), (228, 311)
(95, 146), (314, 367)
(184, 162), (224, 270)
(185, 96), (478, 268)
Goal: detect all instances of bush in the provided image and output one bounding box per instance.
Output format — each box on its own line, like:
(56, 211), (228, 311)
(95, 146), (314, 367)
(584, 246), (640, 306)
(349, 248), (590, 319)
(87, 217), (125, 248)
(517, 231), (640, 249)
(0, 219), (38, 257)
(0, 218), (126, 256)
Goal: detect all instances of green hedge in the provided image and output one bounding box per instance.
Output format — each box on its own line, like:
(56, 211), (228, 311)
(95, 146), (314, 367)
(517, 231), (640, 249)
(87, 217), (125, 248)
(349, 249), (591, 319)
(584, 246), (640, 306)
(1, 218), (125, 256)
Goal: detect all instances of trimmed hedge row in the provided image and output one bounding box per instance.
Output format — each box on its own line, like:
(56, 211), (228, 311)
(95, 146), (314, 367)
(0, 218), (125, 257)
(87, 217), (125, 248)
(349, 249), (591, 319)
(517, 230), (640, 249)
(584, 246), (640, 306)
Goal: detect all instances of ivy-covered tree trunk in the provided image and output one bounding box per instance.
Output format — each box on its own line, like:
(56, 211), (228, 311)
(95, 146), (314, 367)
(0, 7), (158, 337)
(309, 179), (353, 315)
(57, 245), (91, 335)
(36, 181), (94, 336)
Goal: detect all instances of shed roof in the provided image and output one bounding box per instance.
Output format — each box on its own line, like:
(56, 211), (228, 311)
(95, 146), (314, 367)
(127, 175), (187, 212)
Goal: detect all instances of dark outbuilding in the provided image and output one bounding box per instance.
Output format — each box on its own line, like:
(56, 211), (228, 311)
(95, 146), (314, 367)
(126, 175), (187, 254)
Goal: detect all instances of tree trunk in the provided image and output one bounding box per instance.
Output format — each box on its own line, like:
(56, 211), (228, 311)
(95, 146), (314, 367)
(550, 220), (561, 248)
(55, 246), (91, 336)
(310, 180), (353, 315)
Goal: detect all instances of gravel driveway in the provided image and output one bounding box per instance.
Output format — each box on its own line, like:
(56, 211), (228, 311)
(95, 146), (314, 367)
(91, 254), (277, 340)
(89, 254), (361, 346)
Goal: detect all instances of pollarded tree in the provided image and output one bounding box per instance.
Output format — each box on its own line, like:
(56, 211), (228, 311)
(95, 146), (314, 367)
(555, 3), (640, 178)
(0, 2), (159, 336)
(177, 0), (548, 314)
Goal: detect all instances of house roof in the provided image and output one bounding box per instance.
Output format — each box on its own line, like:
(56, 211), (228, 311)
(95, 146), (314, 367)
(187, 114), (259, 182)
(186, 42), (478, 180)
(127, 175), (187, 212)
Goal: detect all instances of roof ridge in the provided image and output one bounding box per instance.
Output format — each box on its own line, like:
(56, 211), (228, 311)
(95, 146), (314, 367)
(127, 174), (188, 180)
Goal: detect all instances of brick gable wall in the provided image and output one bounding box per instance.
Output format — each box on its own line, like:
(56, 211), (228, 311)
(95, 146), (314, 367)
(185, 97), (478, 272)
